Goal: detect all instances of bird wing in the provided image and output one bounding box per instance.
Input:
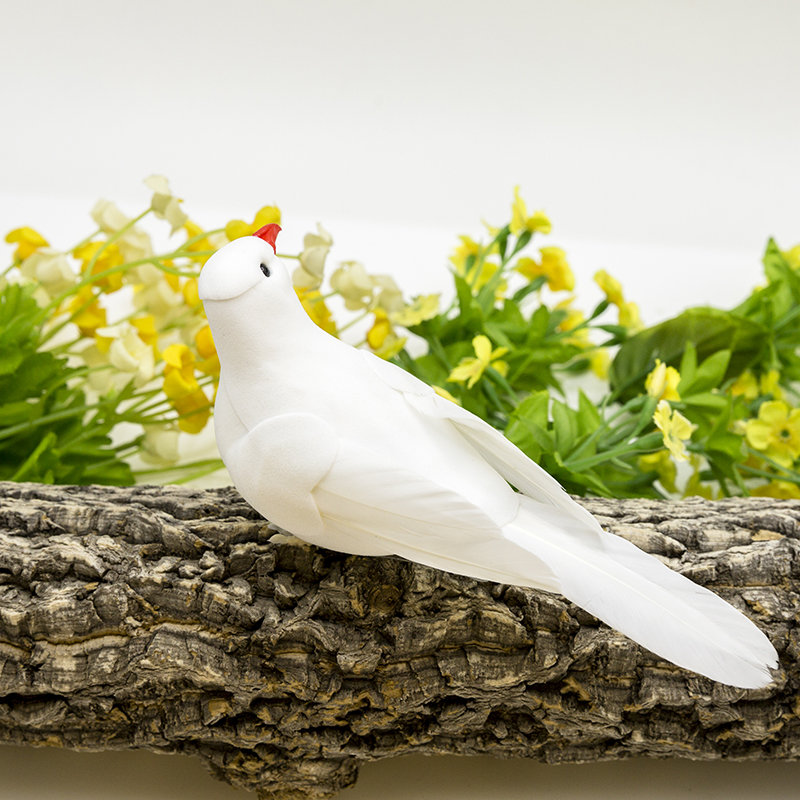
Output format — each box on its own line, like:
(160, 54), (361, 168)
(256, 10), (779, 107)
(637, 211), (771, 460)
(313, 435), (561, 591)
(359, 350), (600, 531)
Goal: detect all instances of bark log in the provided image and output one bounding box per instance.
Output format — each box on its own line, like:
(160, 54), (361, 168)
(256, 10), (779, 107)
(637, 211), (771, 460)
(0, 481), (798, 799)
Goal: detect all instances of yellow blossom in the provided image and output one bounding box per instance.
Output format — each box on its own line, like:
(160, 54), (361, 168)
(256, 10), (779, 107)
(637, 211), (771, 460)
(745, 400), (800, 467)
(752, 480), (800, 499)
(182, 277), (200, 308)
(645, 359), (681, 402)
(183, 220), (215, 264)
(225, 205), (282, 241)
(653, 400), (695, 462)
(69, 287), (107, 338)
(594, 269), (625, 306)
(367, 309), (393, 350)
(373, 333), (407, 360)
(448, 335), (509, 389)
(783, 244), (800, 270)
(73, 241), (124, 293)
(516, 247), (574, 292)
(638, 449), (678, 494)
(759, 368), (782, 400)
(590, 349), (611, 379)
(195, 324), (220, 378)
(460, 259), (507, 299)
(162, 343), (211, 434)
(509, 187), (552, 236)
(433, 385), (461, 405)
(391, 294), (440, 327)
(555, 297), (590, 347)
(618, 301), (643, 332)
(730, 370), (759, 400)
(295, 288), (336, 336)
(449, 235), (481, 273)
(131, 315), (159, 355)
(5, 227), (49, 261)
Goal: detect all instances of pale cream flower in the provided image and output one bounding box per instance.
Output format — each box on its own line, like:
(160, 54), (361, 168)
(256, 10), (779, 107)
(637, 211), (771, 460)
(90, 199), (154, 264)
(293, 224), (333, 289)
(144, 175), (188, 234)
(19, 248), (76, 296)
(371, 274), (404, 313)
(140, 424), (180, 466)
(133, 277), (184, 325)
(330, 261), (375, 310)
(108, 329), (155, 387)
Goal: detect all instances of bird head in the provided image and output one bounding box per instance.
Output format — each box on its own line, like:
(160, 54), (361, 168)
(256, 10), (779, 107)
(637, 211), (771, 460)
(198, 224), (290, 303)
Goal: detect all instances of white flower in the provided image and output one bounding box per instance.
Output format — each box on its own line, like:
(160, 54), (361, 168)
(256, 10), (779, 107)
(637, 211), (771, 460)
(144, 175), (188, 234)
(330, 261), (374, 310)
(109, 331), (154, 387)
(293, 224), (333, 290)
(19, 248), (76, 296)
(133, 277), (184, 325)
(140, 424), (180, 466)
(90, 199), (154, 264)
(371, 274), (404, 313)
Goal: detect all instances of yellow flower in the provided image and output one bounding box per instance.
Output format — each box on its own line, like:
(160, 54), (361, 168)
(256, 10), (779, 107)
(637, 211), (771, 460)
(759, 368), (782, 400)
(183, 220), (215, 264)
(594, 270), (625, 306)
(144, 175), (188, 234)
(509, 187), (552, 236)
(653, 400), (695, 462)
(618, 301), (643, 332)
(182, 277), (200, 308)
(448, 335), (509, 389)
(131, 315), (159, 355)
(373, 333), (407, 360)
(367, 308), (393, 350)
(195, 324), (220, 378)
(225, 205), (281, 241)
(449, 235), (481, 273)
(516, 247), (574, 292)
(295, 288), (336, 336)
(69, 287), (107, 338)
(73, 241), (124, 293)
(162, 344), (211, 434)
(392, 294), (440, 327)
(555, 297), (590, 348)
(645, 359), (681, 402)
(752, 480), (800, 499)
(638, 449), (678, 494)
(745, 400), (800, 467)
(5, 227), (49, 261)
(433, 385), (461, 404)
(730, 370), (759, 400)
(783, 244), (800, 270)
(590, 349), (611, 379)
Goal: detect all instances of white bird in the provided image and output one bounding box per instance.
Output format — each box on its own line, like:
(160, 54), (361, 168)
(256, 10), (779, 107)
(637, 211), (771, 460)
(199, 224), (778, 689)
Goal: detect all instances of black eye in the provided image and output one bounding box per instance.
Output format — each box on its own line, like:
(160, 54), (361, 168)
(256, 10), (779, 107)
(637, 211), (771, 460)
(260, 262), (271, 277)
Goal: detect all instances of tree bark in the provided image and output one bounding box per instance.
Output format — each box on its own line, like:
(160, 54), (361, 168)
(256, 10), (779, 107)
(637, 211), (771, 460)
(0, 481), (798, 799)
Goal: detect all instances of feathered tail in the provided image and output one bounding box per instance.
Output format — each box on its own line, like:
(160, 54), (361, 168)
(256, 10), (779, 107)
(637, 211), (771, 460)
(502, 496), (778, 688)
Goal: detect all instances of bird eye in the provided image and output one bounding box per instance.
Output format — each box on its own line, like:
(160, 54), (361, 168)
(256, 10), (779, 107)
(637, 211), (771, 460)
(260, 263), (271, 278)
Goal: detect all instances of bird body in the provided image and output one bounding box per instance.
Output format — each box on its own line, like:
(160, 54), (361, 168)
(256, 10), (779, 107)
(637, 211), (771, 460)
(199, 227), (779, 689)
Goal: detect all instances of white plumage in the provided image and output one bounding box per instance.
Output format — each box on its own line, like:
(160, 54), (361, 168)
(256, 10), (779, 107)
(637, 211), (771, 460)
(199, 228), (778, 689)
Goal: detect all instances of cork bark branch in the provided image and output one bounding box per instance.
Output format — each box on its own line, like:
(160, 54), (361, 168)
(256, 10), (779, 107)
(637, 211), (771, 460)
(0, 481), (798, 799)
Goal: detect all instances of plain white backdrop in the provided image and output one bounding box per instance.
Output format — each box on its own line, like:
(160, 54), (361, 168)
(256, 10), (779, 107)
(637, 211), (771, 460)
(1, 1), (799, 798)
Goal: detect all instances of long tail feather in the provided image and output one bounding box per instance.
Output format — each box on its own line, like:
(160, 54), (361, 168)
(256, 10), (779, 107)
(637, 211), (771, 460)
(503, 496), (778, 688)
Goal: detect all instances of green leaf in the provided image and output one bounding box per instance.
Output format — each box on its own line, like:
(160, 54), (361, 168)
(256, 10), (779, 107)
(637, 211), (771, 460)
(576, 389), (603, 437)
(680, 349), (731, 396)
(551, 399), (578, 454)
(505, 391), (553, 458)
(610, 307), (769, 401)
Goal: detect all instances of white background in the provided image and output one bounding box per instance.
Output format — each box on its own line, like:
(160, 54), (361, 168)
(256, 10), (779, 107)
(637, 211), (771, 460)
(1, 1), (800, 798)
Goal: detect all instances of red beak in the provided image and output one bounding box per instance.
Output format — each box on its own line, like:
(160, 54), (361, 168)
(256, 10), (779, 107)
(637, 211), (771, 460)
(252, 224), (281, 253)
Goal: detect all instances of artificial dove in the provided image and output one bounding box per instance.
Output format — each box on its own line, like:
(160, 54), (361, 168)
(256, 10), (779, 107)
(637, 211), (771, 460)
(198, 224), (778, 689)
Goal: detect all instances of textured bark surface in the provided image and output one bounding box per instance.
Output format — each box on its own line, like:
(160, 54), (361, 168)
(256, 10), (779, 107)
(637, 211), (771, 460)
(0, 481), (798, 799)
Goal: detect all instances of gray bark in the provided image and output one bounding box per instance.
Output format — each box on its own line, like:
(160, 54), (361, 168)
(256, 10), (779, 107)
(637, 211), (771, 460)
(0, 481), (798, 799)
